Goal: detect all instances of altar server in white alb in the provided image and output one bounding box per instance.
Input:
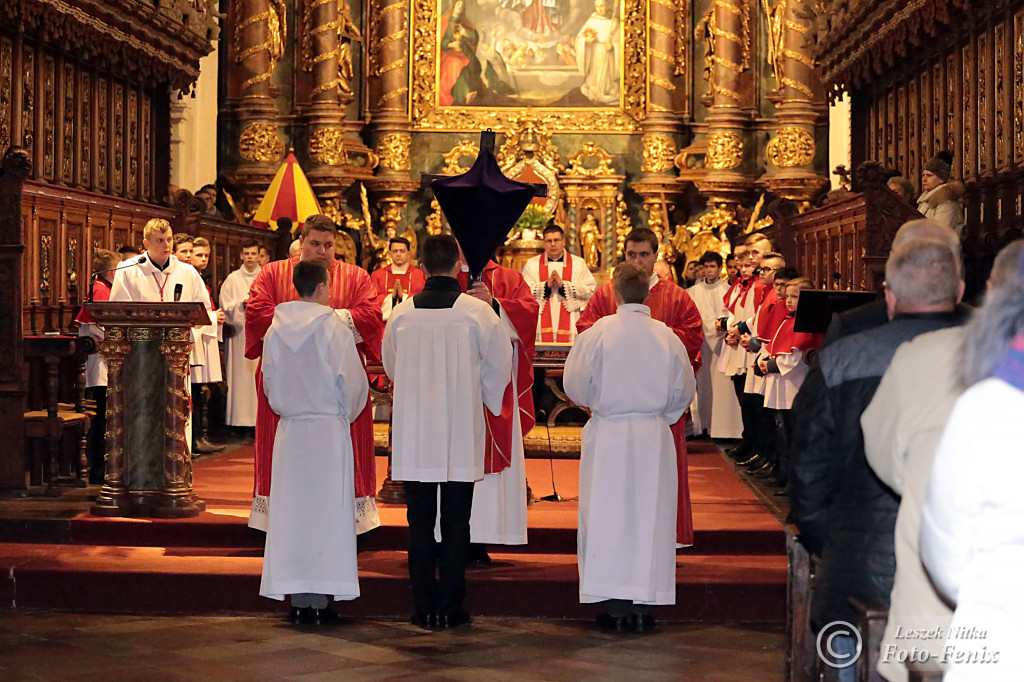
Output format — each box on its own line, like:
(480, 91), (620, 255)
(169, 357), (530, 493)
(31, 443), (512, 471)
(383, 235), (513, 629)
(686, 250), (742, 439)
(109, 219), (213, 449)
(564, 263), (696, 634)
(521, 224), (596, 344)
(219, 239), (262, 428)
(258, 259), (368, 626)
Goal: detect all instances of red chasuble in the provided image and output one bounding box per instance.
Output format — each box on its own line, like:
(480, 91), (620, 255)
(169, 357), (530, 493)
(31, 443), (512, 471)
(369, 264), (426, 308)
(459, 261), (539, 475)
(577, 277), (705, 546)
(244, 256), (383, 501)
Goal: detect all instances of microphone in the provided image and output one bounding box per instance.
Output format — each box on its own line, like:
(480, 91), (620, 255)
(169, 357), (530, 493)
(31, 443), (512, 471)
(173, 283), (183, 302)
(88, 256), (148, 302)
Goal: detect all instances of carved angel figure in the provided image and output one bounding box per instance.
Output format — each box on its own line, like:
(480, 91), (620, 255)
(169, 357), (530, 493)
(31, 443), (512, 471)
(762, 0), (787, 87)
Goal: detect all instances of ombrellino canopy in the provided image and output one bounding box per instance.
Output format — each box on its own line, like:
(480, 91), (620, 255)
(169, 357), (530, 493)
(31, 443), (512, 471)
(250, 153), (321, 231)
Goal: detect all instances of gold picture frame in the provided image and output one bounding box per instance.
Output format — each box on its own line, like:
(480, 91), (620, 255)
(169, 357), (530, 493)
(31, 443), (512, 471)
(409, 0), (648, 132)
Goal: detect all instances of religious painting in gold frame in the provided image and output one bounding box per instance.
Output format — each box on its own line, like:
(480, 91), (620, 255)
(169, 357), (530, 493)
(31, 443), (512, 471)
(409, 0), (647, 132)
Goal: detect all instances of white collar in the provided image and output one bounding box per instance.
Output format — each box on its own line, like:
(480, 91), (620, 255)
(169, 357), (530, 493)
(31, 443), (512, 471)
(391, 262), (411, 274)
(617, 303), (651, 317)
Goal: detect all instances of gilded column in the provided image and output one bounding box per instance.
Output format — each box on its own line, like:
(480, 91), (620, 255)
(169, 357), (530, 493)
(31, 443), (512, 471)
(694, 0), (755, 206)
(366, 0), (417, 235)
(230, 0), (287, 214)
(760, 0), (827, 202)
(303, 0), (372, 201)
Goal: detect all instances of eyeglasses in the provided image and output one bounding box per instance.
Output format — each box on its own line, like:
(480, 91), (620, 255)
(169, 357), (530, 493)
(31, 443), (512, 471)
(759, 267), (777, 273)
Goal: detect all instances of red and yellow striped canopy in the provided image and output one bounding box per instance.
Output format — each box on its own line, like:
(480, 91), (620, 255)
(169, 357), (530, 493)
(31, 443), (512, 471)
(251, 153), (321, 231)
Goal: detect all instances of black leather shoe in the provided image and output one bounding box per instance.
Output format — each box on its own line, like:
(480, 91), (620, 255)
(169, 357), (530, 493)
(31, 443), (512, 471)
(289, 606), (312, 625)
(310, 607), (338, 625)
(410, 612), (437, 630)
(595, 612), (629, 633)
(727, 445), (751, 460)
(193, 438), (226, 454)
(751, 463), (777, 479)
(437, 611), (471, 629)
(633, 614), (657, 633)
(467, 544), (492, 566)
(739, 454), (763, 469)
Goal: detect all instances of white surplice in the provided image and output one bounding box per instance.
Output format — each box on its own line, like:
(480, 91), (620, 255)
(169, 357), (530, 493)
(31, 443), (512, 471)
(259, 301), (368, 601)
(109, 253), (212, 447)
(564, 304), (695, 605)
(716, 284), (758, 377)
(521, 253), (596, 344)
(383, 294), (512, 483)
(686, 278), (742, 439)
(189, 283), (222, 384)
(219, 265), (261, 426)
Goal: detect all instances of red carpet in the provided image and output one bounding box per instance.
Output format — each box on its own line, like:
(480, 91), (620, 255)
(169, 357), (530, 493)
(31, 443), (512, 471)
(0, 443), (786, 621)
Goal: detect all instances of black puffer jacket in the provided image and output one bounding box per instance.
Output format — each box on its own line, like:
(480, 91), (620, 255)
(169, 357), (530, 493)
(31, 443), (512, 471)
(788, 312), (964, 630)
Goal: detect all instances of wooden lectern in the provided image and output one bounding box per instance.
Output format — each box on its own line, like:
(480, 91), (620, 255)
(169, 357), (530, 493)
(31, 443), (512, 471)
(85, 302), (210, 518)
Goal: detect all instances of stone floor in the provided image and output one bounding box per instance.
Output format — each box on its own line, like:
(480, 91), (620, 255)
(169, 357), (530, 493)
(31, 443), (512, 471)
(0, 611), (785, 681)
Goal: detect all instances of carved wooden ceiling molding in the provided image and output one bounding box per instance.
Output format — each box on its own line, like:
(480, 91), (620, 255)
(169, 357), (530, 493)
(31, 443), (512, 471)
(1, 0), (218, 90)
(799, 0), (1012, 93)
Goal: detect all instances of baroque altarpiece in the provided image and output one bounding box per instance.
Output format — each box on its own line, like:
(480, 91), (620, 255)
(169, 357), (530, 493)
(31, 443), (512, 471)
(216, 0), (832, 275)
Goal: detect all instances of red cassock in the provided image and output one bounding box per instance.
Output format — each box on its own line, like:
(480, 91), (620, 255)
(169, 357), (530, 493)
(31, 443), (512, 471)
(244, 256), (383, 502)
(755, 289), (789, 343)
(369, 264), (426, 308)
(577, 277), (705, 546)
(458, 261), (539, 474)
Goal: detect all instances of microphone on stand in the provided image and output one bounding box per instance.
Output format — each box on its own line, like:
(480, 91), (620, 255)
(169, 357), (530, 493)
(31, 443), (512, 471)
(536, 408), (564, 503)
(88, 256), (147, 303)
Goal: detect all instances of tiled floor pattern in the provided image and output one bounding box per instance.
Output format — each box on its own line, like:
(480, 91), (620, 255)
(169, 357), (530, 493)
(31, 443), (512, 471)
(0, 612), (785, 681)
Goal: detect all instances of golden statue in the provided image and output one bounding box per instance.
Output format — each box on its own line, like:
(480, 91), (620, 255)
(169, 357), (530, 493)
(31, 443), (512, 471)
(762, 0), (787, 87)
(614, 194), (631, 259)
(694, 7), (717, 92)
(426, 199), (446, 235)
(359, 184), (389, 272)
(579, 213), (602, 271)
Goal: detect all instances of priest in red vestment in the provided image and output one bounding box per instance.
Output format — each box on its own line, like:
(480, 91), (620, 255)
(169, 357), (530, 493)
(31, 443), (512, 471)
(370, 237), (426, 321)
(577, 228), (704, 547)
(244, 215), (384, 533)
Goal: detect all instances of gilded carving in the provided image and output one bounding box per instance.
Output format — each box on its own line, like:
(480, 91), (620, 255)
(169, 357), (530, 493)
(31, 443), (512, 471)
(375, 133), (411, 172)
(40, 233), (52, 297)
(0, 38), (10, 151)
(1016, 12), (1023, 164)
(766, 126), (815, 168)
(441, 140), (479, 175)
(497, 118), (562, 172)
(62, 63), (75, 183)
(309, 127), (347, 166)
(43, 56), (55, 178)
(80, 72), (91, 187)
(112, 82), (124, 194)
(22, 46), (34, 156)
(410, 0), (647, 131)
(694, 0), (750, 102)
(673, 0), (688, 76)
(996, 22), (1006, 169)
(642, 134), (677, 173)
(566, 142), (616, 176)
(706, 130), (743, 170)
(426, 199), (447, 234)
(142, 93), (151, 198)
(671, 204), (734, 266)
(239, 122), (284, 163)
(67, 236), (78, 293)
(614, 194), (630, 258)
(235, 0), (287, 90)
(128, 90), (138, 193)
(302, 0), (361, 98)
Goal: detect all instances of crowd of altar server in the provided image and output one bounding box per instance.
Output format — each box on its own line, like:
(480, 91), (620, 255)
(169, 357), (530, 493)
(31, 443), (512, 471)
(77, 214), (1024, 678)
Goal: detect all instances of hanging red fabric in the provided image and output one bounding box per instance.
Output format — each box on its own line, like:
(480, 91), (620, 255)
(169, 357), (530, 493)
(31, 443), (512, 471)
(537, 253), (573, 343)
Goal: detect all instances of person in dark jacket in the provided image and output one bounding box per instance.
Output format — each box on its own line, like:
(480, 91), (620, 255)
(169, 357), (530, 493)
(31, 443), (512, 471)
(789, 235), (966, 678)
(820, 219), (968, 349)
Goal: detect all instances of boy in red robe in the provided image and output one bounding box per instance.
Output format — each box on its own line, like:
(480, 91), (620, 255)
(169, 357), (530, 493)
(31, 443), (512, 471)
(577, 228), (704, 547)
(244, 215), (383, 533)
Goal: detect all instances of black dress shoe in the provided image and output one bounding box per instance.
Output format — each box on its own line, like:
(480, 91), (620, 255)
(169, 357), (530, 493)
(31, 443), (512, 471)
(739, 454), (763, 469)
(467, 544), (492, 566)
(727, 445), (751, 460)
(310, 607), (338, 625)
(193, 438), (225, 454)
(633, 614), (657, 633)
(411, 612), (436, 630)
(595, 612), (629, 632)
(289, 606), (312, 625)
(751, 463), (777, 479)
(437, 611), (471, 629)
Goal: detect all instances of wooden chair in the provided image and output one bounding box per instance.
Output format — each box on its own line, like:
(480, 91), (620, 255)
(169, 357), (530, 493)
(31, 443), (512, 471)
(23, 335), (93, 495)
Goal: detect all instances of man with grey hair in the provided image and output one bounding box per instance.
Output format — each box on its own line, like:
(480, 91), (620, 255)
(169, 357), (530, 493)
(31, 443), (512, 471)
(861, 238), (1023, 682)
(789, 237), (965, 679)
(821, 219), (968, 347)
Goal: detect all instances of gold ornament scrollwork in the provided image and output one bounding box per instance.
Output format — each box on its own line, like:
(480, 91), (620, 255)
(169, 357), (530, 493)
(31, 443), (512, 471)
(766, 126), (815, 168)
(642, 134), (677, 173)
(375, 133), (411, 172)
(309, 127), (347, 166)
(706, 131), (743, 170)
(239, 122), (284, 163)
(442, 140), (479, 175)
(302, 0), (361, 97)
(566, 142), (616, 177)
(672, 204), (735, 265)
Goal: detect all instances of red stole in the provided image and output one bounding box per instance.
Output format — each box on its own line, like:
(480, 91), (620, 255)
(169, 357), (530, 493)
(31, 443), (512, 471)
(537, 253), (573, 343)
(370, 264), (425, 308)
(458, 262), (539, 475)
(767, 314), (824, 356)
